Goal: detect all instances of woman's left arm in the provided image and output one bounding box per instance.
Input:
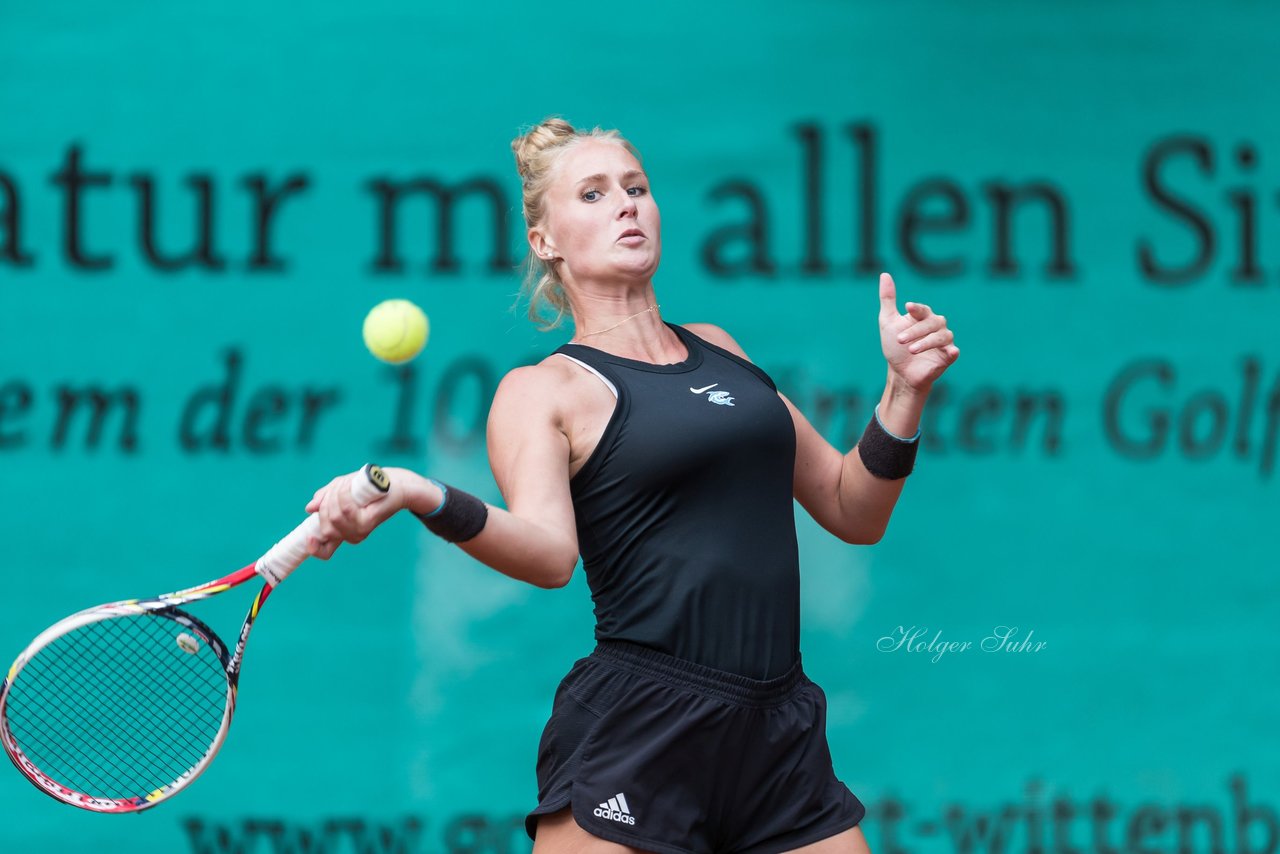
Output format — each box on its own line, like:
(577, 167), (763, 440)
(799, 272), (959, 542)
(690, 272), (959, 545)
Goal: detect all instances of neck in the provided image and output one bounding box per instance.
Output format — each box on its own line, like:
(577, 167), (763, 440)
(574, 303), (661, 340)
(567, 283), (656, 336)
(566, 282), (684, 358)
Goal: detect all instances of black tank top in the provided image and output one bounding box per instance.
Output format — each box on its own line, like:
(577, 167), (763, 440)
(555, 322), (800, 680)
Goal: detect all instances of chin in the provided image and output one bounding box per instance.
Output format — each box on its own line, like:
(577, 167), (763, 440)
(619, 265), (659, 281)
(618, 254), (661, 277)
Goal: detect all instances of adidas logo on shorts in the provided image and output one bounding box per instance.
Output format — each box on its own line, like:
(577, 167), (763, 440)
(593, 792), (636, 825)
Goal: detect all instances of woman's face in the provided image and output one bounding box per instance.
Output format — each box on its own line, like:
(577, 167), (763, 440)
(533, 138), (662, 288)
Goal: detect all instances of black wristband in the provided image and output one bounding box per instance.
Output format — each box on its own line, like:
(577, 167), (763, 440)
(856, 406), (920, 480)
(413, 479), (489, 543)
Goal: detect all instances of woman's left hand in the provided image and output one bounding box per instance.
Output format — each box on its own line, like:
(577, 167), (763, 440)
(878, 272), (960, 391)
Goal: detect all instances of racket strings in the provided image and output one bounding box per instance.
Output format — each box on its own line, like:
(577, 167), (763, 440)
(18, 631), (211, 791)
(8, 621), (220, 797)
(9, 615), (227, 797)
(5, 611), (230, 801)
(60, 614), (227, 785)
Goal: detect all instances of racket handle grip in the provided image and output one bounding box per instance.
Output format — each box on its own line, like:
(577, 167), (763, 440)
(256, 463), (392, 587)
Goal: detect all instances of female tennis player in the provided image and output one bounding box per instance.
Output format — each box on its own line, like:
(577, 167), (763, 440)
(305, 117), (958, 853)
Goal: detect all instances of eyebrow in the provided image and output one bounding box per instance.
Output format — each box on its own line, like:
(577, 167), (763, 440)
(575, 169), (646, 186)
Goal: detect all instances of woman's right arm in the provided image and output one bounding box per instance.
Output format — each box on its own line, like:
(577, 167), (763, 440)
(304, 363), (581, 589)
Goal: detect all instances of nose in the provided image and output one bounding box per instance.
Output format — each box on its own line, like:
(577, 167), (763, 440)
(617, 193), (638, 218)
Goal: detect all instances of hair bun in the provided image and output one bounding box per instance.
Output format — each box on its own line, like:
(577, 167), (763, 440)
(511, 117), (578, 180)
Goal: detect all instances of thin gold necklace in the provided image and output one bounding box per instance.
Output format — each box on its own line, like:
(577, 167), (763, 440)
(575, 304), (660, 340)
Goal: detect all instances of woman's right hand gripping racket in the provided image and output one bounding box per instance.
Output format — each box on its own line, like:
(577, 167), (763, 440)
(0, 463), (391, 813)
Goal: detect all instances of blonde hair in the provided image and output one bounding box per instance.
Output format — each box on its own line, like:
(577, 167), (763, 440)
(511, 117), (643, 330)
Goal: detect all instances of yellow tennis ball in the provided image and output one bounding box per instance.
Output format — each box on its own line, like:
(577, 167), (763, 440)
(363, 299), (429, 363)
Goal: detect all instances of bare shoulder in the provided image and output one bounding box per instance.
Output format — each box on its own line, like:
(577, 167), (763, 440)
(488, 355), (570, 419)
(494, 356), (577, 396)
(681, 322), (753, 361)
(489, 352), (601, 428)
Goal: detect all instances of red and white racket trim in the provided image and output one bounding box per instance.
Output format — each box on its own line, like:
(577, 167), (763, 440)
(0, 600), (236, 813)
(0, 463), (391, 813)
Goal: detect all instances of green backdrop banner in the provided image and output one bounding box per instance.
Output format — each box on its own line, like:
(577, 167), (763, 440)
(2, 2), (1276, 852)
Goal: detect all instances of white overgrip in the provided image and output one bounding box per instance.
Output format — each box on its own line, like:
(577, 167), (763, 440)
(255, 464), (391, 587)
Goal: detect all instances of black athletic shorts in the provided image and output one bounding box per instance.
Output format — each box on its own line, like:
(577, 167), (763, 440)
(524, 640), (866, 853)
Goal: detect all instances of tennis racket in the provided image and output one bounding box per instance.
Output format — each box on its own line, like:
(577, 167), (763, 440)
(0, 463), (391, 813)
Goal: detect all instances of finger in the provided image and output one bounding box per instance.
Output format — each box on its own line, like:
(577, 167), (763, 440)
(305, 476), (343, 513)
(904, 301), (933, 320)
(314, 512), (337, 542)
(306, 535), (337, 561)
(357, 503), (388, 532)
(897, 314), (945, 344)
(306, 483), (335, 513)
(905, 329), (955, 354)
(945, 344), (960, 361)
(330, 474), (365, 520)
(317, 509), (366, 545)
(878, 272), (899, 319)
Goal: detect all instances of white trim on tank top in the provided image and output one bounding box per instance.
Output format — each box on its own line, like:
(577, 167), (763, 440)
(553, 352), (619, 399)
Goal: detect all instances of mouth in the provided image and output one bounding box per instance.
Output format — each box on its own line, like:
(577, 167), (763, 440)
(617, 229), (646, 241)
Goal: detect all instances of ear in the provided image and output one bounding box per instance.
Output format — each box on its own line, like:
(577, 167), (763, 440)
(528, 227), (558, 262)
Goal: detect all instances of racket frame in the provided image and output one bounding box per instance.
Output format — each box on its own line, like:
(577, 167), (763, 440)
(0, 566), (266, 812)
(0, 463), (389, 813)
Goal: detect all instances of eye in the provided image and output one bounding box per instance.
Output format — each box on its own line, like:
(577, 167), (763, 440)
(627, 186), (648, 197)
(581, 188), (602, 202)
